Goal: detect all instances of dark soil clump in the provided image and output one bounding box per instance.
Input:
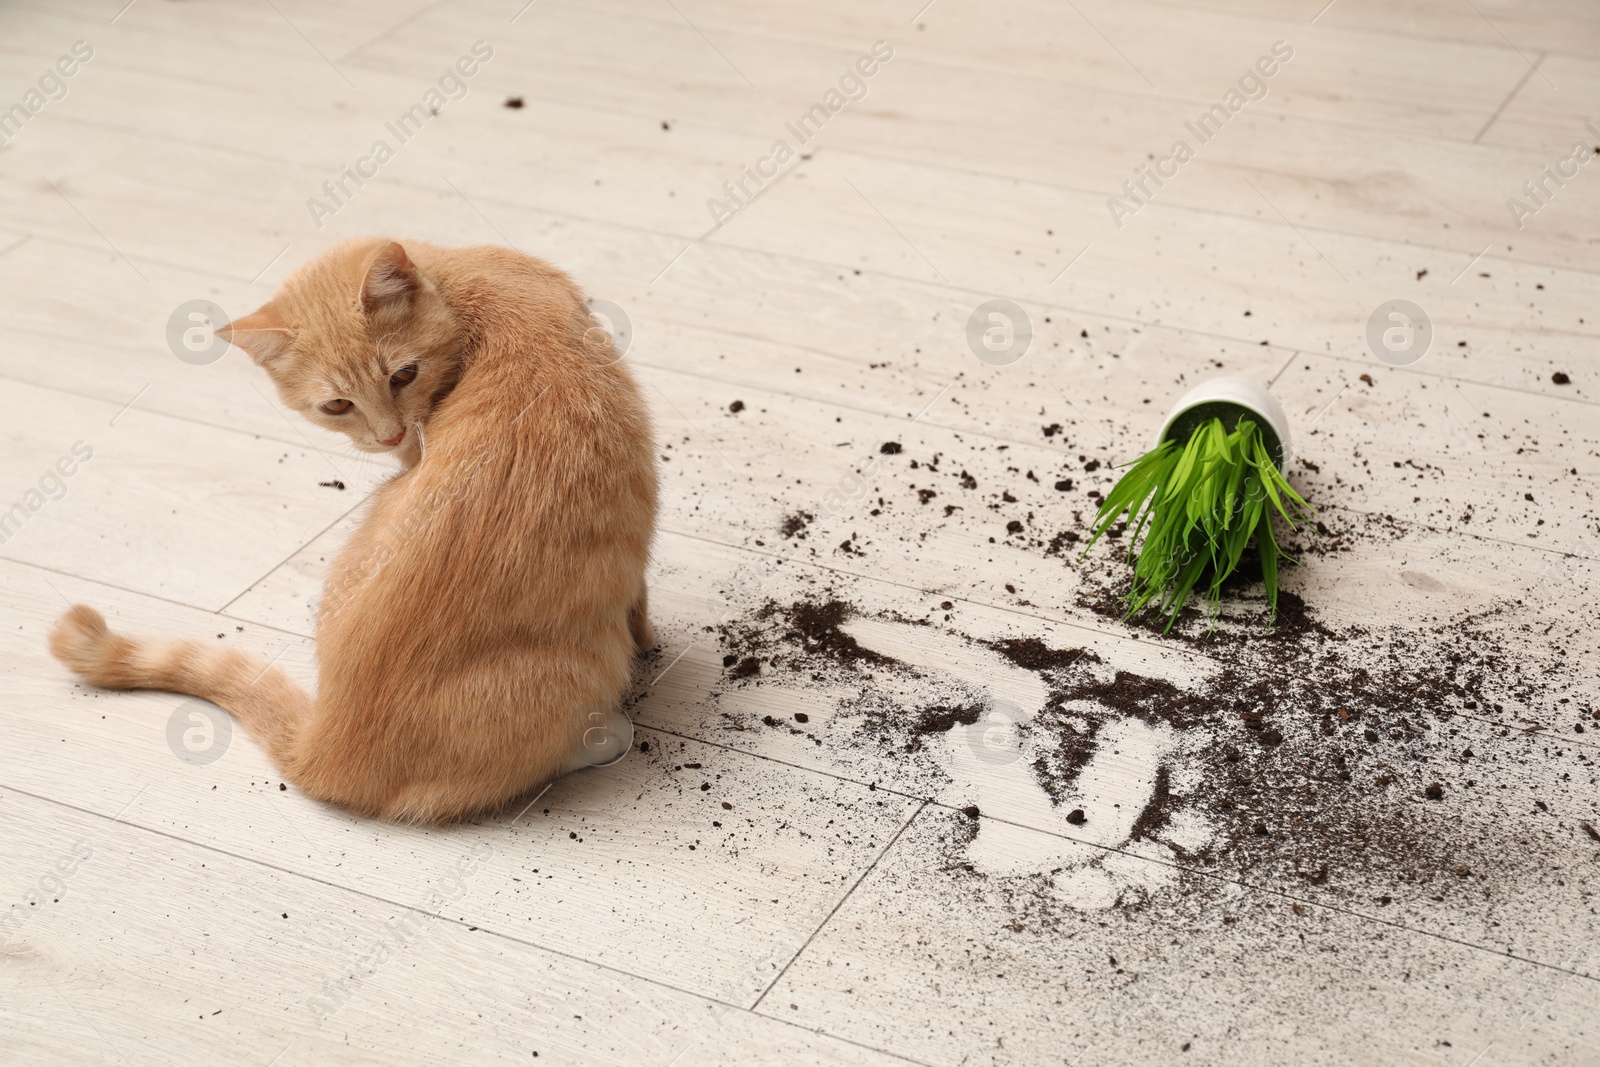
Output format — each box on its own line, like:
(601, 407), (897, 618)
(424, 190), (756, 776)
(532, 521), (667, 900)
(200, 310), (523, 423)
(1129, 766), (1173, 840)
(906, 703), (984, 752)
(778, 511), (815, 539)
(987, 636), (1099, 673)
(784, 599), (898, 668)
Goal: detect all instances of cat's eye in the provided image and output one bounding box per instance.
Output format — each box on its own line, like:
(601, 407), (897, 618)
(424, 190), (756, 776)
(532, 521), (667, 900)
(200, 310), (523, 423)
(320, 399), (353, 415)
(390, 365), (418, 387)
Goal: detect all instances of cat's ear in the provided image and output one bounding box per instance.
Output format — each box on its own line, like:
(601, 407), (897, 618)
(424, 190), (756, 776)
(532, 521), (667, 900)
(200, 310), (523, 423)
(218, 306), (294, 367)
(360, 241), (419, 312)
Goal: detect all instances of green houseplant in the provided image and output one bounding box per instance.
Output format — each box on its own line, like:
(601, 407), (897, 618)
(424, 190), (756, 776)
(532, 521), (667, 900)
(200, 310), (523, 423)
(1084, 376), (1311, 632)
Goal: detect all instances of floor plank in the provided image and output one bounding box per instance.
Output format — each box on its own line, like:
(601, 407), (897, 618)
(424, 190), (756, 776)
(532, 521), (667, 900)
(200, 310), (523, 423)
(3, 559), (924, 1008)
(219, 516), (1600, 978)
(0, 789), (911, 1066)
(2, 0), (1598, 1062)
(0, 377), (378, 609)
(762, 806), (1599, 1067)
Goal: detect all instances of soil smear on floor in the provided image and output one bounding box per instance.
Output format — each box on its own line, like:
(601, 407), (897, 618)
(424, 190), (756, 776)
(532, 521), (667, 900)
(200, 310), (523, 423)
(713, 586), (1598, 919)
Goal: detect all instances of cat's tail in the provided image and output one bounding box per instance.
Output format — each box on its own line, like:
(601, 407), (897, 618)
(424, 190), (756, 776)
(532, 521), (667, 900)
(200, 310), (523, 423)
(48, 605), (309, 767)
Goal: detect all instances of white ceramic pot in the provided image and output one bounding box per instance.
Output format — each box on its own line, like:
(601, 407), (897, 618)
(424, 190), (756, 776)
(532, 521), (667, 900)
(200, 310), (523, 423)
(1156, 375), (1292, 473)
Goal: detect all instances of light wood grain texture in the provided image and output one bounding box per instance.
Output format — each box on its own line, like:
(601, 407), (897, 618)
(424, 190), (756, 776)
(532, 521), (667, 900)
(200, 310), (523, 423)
(1, 0), (1598, 1063)
(763, 807), (1599, 1067)
(0, 790), (908, 1066)
(0, 557), (922, 1008)
(0, 378), (379, 608)
(218, 515), (1600, 977)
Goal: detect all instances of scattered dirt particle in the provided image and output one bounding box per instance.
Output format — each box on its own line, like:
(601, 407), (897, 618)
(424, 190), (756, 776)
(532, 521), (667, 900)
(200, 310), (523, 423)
(1046, 530), (1081, 557)
(779, 511), (815, 539)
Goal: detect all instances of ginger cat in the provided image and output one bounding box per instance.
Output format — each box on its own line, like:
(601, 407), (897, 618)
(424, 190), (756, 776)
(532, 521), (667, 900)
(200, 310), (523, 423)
(49, 238), (657, 821)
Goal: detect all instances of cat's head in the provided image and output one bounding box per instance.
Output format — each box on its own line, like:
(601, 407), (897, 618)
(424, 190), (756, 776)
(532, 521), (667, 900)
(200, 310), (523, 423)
(222, 239), (463, 454)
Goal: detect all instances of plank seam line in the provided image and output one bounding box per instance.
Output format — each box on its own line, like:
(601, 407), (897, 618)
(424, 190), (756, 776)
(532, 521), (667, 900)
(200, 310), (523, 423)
(214, 498), (371, 615)
(0, 781), (939, 1067)
(750, 799), (930, 1012)
(29, 108), (1600, 291)
(3, 556), (318, 642)
(1473, 51), (1545, 143)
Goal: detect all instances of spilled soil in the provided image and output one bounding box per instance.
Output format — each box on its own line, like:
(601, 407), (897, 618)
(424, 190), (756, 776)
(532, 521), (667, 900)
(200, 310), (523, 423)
(713, 589), (1599, 913)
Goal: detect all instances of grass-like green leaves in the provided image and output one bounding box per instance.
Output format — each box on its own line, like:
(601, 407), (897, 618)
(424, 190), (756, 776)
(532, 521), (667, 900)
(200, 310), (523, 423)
(1084, 416), (1312, 632)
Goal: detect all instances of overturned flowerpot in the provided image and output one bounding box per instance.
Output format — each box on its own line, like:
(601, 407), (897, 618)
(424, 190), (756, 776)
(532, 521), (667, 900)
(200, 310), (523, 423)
(1086, 375), (1310, 632)
(1157, 375), (1292, 473)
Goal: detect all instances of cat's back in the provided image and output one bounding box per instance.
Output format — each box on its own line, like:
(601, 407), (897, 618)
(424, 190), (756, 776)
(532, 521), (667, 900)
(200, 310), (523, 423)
(406, 244), (656, 562)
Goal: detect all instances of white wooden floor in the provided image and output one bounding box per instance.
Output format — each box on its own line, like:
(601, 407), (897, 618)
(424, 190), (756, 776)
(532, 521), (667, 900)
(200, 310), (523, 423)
(2, 1), (1599, 1064)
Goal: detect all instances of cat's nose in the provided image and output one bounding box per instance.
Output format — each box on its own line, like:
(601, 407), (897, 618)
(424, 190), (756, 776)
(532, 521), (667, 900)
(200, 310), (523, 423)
(380, 429), (405, 447)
